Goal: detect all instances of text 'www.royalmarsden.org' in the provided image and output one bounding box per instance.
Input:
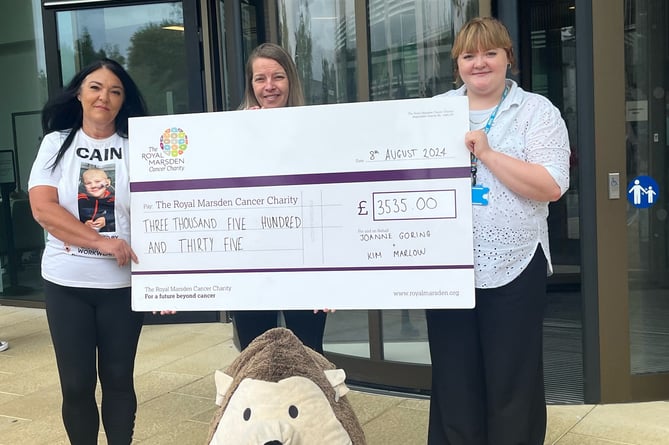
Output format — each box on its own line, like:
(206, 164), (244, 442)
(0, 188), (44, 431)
(393, 289), (460, 297)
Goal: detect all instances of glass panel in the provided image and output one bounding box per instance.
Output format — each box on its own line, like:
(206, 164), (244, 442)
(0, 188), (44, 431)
(274, 0), (367, 358)
(625, 0), (669, 375)
(323, 310), (370, 358)
(276, 0), (357, 104)
(531, 8), (581, 277)
(0, 0), (47, 302)
(381, 309), (428, 364)
(277, 0), (482, 367)
(366, 1), (479, 368)
(55, 2), (189, 115)
(529, 1), (583, 403)
(369, 1), (477, 101)
(218, 0), (232, 110)
(241, 0), (259, 64)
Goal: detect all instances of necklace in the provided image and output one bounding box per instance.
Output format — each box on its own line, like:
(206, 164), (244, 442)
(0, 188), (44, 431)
(469, 108), (494, 128)
(469, 113), (488, 125)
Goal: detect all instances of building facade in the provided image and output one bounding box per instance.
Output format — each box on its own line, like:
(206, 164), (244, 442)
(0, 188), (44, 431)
(0, 0), (667, 404)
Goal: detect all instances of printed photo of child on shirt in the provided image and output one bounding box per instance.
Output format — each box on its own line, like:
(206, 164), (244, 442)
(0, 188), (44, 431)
(77, 166), (116, 233)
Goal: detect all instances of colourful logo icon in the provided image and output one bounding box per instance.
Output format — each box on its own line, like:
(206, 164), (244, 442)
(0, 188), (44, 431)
(160, 127), (188, 157)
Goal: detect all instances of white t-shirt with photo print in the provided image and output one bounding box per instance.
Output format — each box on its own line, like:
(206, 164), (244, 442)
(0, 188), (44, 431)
(28, 129), (132, 288)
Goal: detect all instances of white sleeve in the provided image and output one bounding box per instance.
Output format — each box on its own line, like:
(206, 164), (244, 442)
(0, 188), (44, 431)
(525, 98), (571, 196)
(28, 131), (65, 190)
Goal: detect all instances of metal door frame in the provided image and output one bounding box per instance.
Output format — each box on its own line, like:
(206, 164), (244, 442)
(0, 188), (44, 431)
(41, 0), (205, 112)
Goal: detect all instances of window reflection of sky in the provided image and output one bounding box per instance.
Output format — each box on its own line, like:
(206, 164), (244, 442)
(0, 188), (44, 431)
(280, 0), (458, 99)
(280, 0), (354, 80)
(57, 3), (182, 81)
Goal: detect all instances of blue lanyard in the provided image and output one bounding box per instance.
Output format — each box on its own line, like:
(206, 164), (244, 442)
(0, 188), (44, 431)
(471, 85), (509, 186)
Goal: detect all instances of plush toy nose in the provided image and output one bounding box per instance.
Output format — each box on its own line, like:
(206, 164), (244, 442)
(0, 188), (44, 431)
(264, 442), (282, 445)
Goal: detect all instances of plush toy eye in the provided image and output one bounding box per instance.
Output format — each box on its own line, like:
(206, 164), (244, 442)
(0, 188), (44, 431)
(243, 408), (251, 421)
(288, 405), (298, 419)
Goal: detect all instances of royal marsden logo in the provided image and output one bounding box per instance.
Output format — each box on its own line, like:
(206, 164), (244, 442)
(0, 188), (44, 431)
(160, 127), (189, 157)
(142, 127), (188, 172)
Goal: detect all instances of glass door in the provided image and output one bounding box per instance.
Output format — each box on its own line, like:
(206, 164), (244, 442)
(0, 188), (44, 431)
(519, 0), (583, 403)
(41, 0), (216, 323)
(43, 0), (204, 114)
(624, 0), (669, 377)
(272, 0), (482, 393)
(587, 0), (669, 402)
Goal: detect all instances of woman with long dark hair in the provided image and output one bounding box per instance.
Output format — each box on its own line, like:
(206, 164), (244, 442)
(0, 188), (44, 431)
(29, 58), (148, 444)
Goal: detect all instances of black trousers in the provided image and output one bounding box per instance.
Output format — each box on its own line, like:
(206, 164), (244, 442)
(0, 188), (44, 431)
(44, 280), (144, 445)
(233, 310), (327, 354)
(426, 247), (548, 445)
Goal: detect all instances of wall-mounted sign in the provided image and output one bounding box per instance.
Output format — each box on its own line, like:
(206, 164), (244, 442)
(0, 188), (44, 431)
(627, 175), (659, 209)
(625, 100), (648, 122)
(0, 150), (17, 185)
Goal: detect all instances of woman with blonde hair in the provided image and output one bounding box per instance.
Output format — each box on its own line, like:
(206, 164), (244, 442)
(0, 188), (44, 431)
(427, 17), (570, 445)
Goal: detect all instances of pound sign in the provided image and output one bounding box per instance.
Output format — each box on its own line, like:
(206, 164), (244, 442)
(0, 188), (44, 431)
(358, 200), (368, 215)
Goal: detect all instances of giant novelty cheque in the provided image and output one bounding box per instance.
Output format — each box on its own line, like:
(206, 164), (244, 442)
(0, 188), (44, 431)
(128, 97), (474, 311)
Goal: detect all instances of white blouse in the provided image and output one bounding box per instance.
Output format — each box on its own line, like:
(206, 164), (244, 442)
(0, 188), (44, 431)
(435, 80), (571, 288)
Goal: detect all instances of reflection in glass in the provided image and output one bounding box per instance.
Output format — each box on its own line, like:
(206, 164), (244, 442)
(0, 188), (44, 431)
(381, 310), (428, 364)
(323, 310), (370, 358)
(529, 2), (583, 403)
(56, 2), (189, 115)
(0, 1), (47, 302)
(241, 0), (259, 64)
(531, 20), (580, 273)
(625, 0), (669, 374)
(277, 0), (357, 104)
(369, 1), (477, 100)
(217, 0), (233, 110)
(278, 0), (480, 369)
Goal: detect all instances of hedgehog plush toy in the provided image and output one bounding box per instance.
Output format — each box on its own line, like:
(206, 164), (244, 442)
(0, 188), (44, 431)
(206, 327), (366, 445)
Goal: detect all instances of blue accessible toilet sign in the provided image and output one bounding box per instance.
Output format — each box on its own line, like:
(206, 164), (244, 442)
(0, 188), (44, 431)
(627, 175), (659, 208)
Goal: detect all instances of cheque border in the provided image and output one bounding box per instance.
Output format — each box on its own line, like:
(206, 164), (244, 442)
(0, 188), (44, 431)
(130, 167), (471, 192)
(132, 264), (474, 276)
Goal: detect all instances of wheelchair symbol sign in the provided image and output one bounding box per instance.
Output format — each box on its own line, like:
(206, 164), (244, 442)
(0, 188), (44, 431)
(627, 175), (659, 208)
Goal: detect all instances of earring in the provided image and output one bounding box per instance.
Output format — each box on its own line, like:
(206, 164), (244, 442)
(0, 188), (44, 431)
(507, 63), (511, 69)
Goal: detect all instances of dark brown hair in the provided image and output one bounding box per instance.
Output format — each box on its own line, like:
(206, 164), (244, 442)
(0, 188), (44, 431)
(42, 58), (147, 169)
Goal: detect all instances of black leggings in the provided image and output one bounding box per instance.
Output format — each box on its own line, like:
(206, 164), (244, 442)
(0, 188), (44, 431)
(44, 280), (144, 445)
(233, 310), (327, 354)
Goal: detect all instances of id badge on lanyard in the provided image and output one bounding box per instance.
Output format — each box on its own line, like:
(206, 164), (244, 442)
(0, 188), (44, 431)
(471, 85), (509, 206)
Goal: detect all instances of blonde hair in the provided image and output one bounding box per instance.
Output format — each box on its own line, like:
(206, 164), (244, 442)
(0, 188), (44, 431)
(82, 167), (109, 182)
(451, 17), (518, 85)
